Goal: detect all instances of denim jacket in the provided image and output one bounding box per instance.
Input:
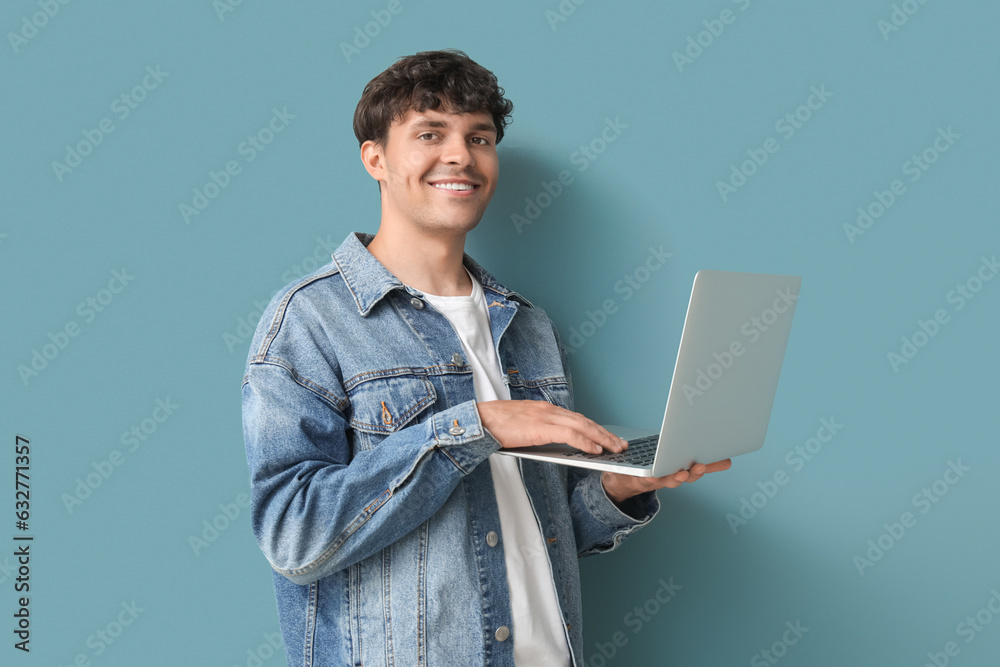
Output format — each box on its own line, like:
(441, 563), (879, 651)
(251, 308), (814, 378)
(241, 232), (660, 667)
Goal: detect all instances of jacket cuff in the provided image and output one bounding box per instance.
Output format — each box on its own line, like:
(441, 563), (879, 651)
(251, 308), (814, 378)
(582, 472), (660, 528)
(432, 400), (502, 474)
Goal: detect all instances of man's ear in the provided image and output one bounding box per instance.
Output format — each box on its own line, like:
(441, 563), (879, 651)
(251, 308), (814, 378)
(360, 140), (386, 184)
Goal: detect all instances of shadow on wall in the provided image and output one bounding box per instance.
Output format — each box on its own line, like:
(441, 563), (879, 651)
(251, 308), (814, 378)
(471, 146), (676, 420)
(472, 148), (907, 665)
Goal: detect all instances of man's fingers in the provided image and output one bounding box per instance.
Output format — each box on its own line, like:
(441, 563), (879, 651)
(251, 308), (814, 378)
(559, 427), (604, 454)
(482, 400), (626, 453)
(559, 424), (622, 455)
(662, 470), (688, 489)
(565, 414), (625, 453)
(545, 407), (625, 453)
(705, 459), (732, 473)
(684, 458), (731, 482)
(651, 458), (733, 486)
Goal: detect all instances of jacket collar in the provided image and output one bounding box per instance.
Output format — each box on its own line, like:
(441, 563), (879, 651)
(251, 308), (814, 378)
(332, 231), (533, 317)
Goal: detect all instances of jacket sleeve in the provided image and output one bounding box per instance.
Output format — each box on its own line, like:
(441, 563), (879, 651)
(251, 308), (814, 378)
(546, 318), (661, 556)
(241, 358), (501, 585)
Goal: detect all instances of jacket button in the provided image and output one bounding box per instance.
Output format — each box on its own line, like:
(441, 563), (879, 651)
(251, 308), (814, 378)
(410, 297), (424, 309)
(448, 426), (466, 436)
(495, 626), (510, 642)
(486, 531), (499, 547)
(451, 352), (463, 365)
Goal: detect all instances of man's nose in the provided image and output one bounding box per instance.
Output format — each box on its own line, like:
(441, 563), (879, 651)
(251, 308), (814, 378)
(441, 136), (474, 165)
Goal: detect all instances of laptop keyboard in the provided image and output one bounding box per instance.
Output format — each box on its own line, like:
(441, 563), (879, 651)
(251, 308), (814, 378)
(568, 435), (659, 466)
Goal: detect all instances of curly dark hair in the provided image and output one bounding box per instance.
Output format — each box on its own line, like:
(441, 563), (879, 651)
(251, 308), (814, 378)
(353, 49), (514, 148)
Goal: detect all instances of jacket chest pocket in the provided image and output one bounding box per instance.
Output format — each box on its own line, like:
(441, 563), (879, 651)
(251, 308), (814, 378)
(346, 374), (437, 449)
(507, 374), (572, 409)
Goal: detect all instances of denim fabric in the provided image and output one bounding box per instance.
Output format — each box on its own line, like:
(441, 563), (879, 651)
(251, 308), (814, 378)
(241, 232), (660, 666)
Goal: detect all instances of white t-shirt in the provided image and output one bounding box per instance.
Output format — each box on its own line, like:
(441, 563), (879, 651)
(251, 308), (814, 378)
(421, 268), (572, 667)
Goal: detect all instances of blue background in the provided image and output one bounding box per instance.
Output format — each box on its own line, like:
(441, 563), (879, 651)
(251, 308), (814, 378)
(2, 1), (998, 665)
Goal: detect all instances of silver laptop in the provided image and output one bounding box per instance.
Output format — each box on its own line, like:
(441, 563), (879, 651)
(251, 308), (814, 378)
(498, 270), (801, 477)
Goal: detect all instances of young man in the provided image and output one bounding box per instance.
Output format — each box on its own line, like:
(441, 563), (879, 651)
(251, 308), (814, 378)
(241, 49), (729, 667)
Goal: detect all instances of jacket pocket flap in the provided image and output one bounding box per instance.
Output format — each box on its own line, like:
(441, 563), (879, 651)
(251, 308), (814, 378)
(347, 375), (437, 435)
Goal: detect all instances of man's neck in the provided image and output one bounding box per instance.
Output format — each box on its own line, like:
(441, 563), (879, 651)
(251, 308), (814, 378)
(366, 224), (473, 297)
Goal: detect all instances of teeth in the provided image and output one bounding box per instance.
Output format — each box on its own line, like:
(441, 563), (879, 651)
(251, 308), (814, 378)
(432, 182), (474, 191)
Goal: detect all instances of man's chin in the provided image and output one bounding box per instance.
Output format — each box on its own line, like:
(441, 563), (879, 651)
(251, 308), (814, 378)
(418, 215), (485, 237)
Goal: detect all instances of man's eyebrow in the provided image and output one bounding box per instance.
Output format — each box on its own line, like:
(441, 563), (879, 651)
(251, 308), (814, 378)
(408, 119), (497, 134)
(468, 121), (497, 133)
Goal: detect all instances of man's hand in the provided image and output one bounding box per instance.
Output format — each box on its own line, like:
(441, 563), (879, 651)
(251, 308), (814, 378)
(476, 400), (627, 455)
(476, 400), (732, 505)
(601, 459), (733, 505)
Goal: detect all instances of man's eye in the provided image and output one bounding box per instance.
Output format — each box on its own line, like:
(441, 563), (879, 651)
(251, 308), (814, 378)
(418, 132), (436, 140)
(471, 137), (491, 145)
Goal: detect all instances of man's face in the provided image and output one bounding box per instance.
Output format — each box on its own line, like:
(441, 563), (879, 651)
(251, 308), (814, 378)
(362, 105), (499, 236)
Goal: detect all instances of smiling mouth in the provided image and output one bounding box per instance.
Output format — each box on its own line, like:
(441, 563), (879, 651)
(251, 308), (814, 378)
(429, 181), (479, 192)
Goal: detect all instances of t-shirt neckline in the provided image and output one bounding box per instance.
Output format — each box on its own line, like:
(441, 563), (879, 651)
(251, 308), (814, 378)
(421, 266), (481, 305)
